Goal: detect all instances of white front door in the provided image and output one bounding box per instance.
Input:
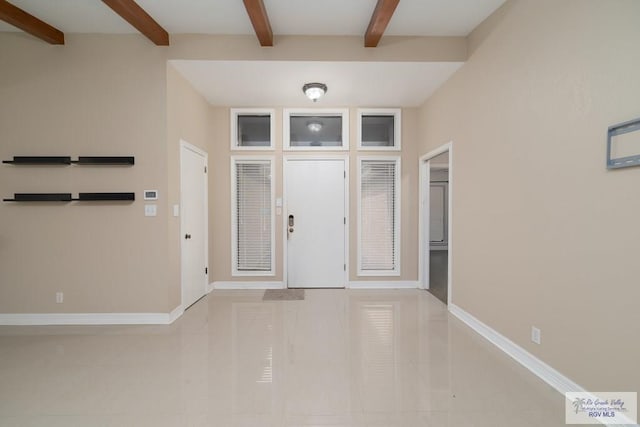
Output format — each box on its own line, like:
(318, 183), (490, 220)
(285, 159), (347, 288)
(180, 142), (208, 308)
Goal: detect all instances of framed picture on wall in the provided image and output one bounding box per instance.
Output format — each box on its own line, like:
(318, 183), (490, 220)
(607, 117), (640, 169)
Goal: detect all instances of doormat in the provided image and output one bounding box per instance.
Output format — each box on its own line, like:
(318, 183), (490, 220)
(263, 289), (305, 301)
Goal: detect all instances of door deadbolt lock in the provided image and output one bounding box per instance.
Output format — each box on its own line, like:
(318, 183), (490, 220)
(287, 214), (295, 237)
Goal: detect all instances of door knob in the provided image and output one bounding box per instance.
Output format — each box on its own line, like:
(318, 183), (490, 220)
(185, 234), (192, 239)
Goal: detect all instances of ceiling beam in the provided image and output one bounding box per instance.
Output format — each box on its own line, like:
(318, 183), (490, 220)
(242, 0), (273, 47)
(364, 0), (400, 47)
(0, 0), (64, 44)
(102, 0), (169, 46)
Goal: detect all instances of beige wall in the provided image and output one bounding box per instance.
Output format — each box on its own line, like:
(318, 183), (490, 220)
(0, 34), (170, 313)
(1, 32), (447, 314)
(168, 35), (467, 62)
(166, 64), (213, 309)
(208, 107), (419, 284)
(418, 0), (640, 391)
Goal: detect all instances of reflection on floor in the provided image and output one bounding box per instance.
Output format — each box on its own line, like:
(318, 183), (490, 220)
(0, 290), (566, 426)
(428, 250), (448, 304)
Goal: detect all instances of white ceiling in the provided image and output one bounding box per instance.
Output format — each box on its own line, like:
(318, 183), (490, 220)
(170, 60), (463, 107)
(0, 0), (505, 36)
(0, 1), (503, 107)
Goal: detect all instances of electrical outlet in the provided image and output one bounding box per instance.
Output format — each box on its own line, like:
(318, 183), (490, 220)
(56, 292), (64, 304)
(531, 326), (541, 344)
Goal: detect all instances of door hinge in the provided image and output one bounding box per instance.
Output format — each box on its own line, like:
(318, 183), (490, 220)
(205, 267), (208, 274)
(344, 264), (346, 271)
(204, 166), (207, 173)
(344, 217), (346, 225)
(344, 171), (346, 178)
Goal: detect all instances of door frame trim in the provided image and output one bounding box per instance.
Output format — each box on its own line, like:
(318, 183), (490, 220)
(418, 142), (453, 305)
(282, 155), (350, 288)
(180, 140), (209, 309)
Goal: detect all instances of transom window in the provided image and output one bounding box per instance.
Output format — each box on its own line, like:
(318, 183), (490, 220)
(357, 108), (402, 151)
(230, 109), (275, 150)
(283, 108), (349, 150)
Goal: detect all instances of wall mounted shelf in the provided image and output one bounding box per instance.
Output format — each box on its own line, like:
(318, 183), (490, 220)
(2, 156), (71, 165)
(72, 156), (135, 165)
(3, 156), (134, 165)
(3, 193), (72, 202)
(74, 192), (135, 201)
(3, 192), (135, 202)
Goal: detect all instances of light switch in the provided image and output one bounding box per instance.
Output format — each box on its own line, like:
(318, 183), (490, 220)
(173, 204), (180, 217)
(276, 197), (283, 207)
(145, 204), (157, 217)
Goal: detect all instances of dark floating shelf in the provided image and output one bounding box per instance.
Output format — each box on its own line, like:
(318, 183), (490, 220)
(3, 193), (72, 202)
(3, 156), (71, 165)
(4, 192), (135, 202)
(3, 156), (134, 165)
(74, 192), (135, 201)
(72, 156), (135, 165)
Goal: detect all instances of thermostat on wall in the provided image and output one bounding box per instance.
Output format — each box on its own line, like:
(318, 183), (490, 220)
(143, 190), (158, 201)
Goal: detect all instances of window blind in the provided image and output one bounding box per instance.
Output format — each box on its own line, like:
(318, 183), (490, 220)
(360, 159), (398, 272)
(235, 161), (272, 272)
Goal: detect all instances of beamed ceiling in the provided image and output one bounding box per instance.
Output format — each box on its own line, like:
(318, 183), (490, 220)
(0, 0), (506, 46)
(0, 0), (506, 106)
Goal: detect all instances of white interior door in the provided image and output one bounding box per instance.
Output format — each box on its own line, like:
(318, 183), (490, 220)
(180, 142), (208, 308)
(286, 159), (346, 288)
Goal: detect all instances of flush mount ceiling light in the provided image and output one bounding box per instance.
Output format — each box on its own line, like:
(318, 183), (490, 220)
(302, 82), (327, 102)
(307, 120), (323, 132)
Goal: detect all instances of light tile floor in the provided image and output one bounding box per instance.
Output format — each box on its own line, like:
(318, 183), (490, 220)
(0, 290), (567, 426)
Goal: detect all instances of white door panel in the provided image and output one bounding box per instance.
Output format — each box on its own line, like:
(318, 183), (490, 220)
(181, 143), (208, 308)
(286, 159), (346, 288)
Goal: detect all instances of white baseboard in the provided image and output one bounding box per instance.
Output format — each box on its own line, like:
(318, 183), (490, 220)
(348, 281), (419, 289)
(449, 304), (582, 393)
(168, 305), (184, 324)
(0, 311), (175, 326)
(448, 304), (639, 427)
(212, 281), (284, 290)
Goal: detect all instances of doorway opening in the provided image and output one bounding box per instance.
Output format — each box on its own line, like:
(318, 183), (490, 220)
(419, 143), (452, 305)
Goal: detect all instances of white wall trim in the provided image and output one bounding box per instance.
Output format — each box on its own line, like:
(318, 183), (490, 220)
(348, 281), (418, 289)
(212, 281), (285, 290)
(449, 304), (639, 427)
(168, 305), (184, 323)
(0, 311), (180, 326)
(418, 141), (453, 298)
(449, 303), (582, 393)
